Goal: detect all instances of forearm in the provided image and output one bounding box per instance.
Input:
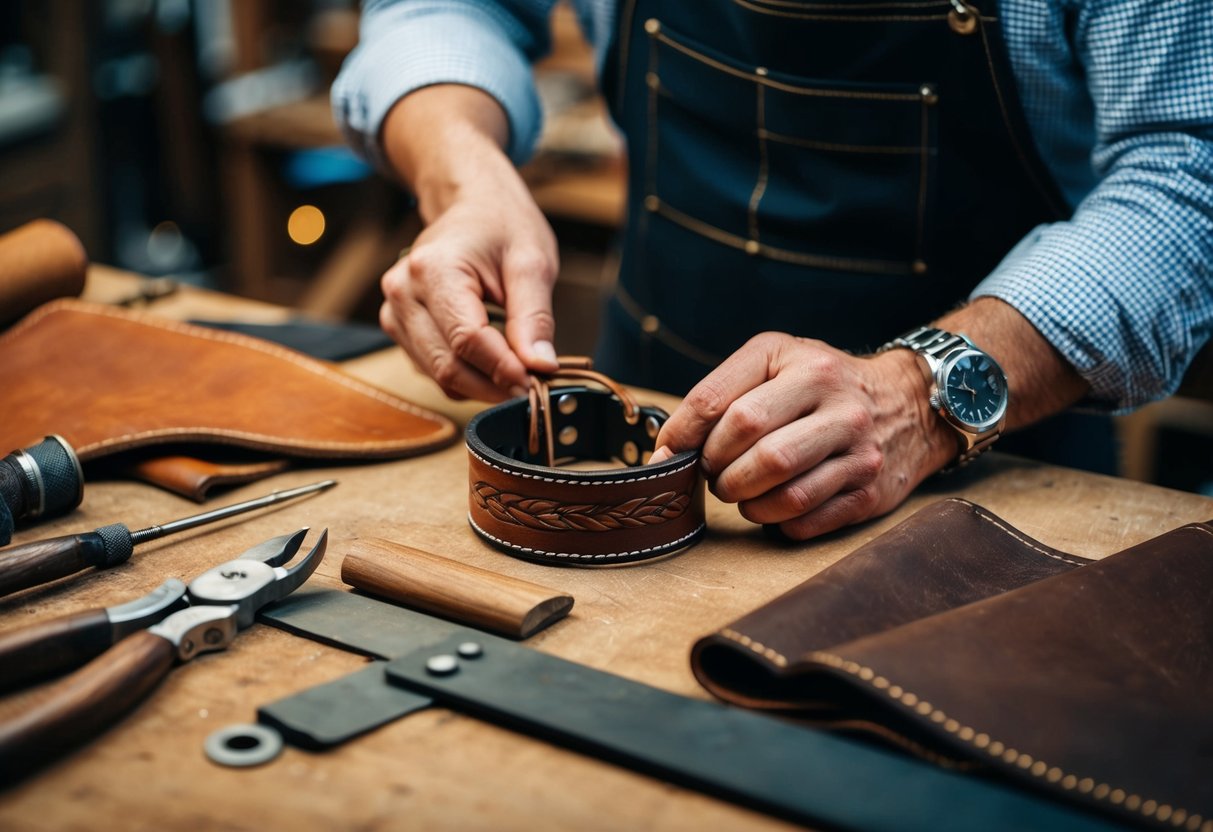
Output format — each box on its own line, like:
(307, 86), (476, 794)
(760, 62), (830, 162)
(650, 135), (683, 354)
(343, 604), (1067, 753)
(382, 84), (522, 221)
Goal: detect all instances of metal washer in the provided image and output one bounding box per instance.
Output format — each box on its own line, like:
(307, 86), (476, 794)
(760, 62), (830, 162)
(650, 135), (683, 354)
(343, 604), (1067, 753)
(204, 723), (284, 768)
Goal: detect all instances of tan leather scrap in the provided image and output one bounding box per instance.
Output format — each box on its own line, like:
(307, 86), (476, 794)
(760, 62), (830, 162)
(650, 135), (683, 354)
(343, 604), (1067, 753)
(0, 300), (457, 484)
(692, 498), (1213, 831)
(466, 361), (705, 565)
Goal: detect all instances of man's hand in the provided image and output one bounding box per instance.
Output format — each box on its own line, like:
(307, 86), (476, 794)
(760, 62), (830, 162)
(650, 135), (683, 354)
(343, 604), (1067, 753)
(652, 332), (953, 540)
(652, 299), (1091, 541)
(379, 84), (560, 401)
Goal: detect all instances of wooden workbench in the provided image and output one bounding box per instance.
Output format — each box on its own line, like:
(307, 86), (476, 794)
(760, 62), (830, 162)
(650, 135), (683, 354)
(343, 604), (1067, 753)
(2, 268), (1210, 831)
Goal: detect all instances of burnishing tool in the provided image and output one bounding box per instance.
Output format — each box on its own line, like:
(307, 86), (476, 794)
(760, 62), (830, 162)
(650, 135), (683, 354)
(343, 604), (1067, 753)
(0, 479), (336, 597)
(0, 435), (84, 547)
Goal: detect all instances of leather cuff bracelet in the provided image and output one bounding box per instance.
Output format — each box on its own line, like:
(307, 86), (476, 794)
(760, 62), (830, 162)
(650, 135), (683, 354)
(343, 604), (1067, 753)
(466, 364), (706, 566)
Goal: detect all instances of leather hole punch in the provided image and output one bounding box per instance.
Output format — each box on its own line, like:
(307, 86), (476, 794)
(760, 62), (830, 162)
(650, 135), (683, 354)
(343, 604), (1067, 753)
(465, 358), (706, 566)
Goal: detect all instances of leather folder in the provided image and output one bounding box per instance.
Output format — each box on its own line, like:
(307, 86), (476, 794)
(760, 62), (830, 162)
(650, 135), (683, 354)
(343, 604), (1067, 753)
(0, 299), (456, 497)
(692, 498), (1213, 831)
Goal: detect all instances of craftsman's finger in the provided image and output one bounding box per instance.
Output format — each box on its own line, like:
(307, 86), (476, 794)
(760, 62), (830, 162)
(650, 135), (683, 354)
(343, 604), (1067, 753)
(403, 245), (531, 392)
(736, 448), (883, 527)
(774, 481), (886, 540)
(656, 332), (788, 459)
(501, 246), (559, 373)
(697, 374), (819, 486)
(709, 408), (861, 503)
(396, 292), (512, 402)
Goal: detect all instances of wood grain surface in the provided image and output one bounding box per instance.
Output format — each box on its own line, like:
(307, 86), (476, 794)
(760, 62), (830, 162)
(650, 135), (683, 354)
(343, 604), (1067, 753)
(0, 268), (1210, 831)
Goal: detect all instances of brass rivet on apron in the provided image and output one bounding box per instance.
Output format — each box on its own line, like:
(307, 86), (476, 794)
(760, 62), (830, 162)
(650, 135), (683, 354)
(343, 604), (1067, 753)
(745, 240), (760, 255)
(646, 71), (660, 90)
(912, 259), (928, 275)
(919, 84), (939, 105)
(644, 195), (660, 212)
(644, 18), (661, 35)
(622, 441), (640, 465)
(641, 315), (660, 334)
(948, 1), (978, 35)
(645, 415), (661, 439)
(558, 426), (579, 446)
(557, 393), (578, 415)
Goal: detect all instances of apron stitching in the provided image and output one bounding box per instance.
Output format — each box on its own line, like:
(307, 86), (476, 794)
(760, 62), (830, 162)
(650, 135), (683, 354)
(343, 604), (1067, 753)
(615, 283), (727, 367)
(974, 15), (1067, 217)
(615, 0), (640, 113)
(758, 128), (923, 154)
(655, 31), (922, 101)
(656, 200), (913, 275)
(730, 0), (992, 23)
(748, 82), (770, 244)
(744, 0), (952, 9)
(915, 93), (931, 268)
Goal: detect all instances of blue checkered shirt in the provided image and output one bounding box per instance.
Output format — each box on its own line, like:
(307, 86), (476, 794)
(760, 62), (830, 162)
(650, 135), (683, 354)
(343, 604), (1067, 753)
(334, 0), (1213, 411)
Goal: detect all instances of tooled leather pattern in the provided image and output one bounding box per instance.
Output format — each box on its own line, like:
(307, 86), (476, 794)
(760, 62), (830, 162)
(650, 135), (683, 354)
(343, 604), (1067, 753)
(472, 482), (691, 532)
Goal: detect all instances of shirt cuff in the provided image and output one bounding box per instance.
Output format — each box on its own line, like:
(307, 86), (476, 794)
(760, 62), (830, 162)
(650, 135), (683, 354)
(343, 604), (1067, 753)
(332, 5), (543, 171)
(972, 217), (1209, 414)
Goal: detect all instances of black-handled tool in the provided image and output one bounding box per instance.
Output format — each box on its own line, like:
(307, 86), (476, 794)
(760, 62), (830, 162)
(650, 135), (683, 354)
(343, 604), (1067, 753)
(0, 479), (336, 598)
(0, 436), (84, 547)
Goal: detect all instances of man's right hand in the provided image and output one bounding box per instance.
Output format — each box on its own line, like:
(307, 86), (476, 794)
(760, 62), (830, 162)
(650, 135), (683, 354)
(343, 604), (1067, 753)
(379, 84), (560, 401)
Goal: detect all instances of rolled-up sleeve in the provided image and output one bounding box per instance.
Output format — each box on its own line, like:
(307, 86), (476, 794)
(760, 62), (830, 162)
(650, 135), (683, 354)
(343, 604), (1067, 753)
(332, 0), (556, 170)
(974, 1), (1213, 412)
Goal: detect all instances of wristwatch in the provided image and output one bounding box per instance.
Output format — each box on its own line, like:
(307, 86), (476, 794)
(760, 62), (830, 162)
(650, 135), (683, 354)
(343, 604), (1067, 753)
(881, 326), (1009, 470)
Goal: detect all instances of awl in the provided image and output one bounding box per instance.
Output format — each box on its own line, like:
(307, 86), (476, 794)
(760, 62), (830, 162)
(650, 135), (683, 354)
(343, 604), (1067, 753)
(0, 479), (336, 597)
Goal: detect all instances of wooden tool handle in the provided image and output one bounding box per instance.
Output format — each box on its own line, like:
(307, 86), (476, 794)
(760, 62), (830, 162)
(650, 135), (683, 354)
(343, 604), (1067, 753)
(341, 538), (574, 639)
(0, 532), (106, 598)
(0, 630), (174, 783)
(0, 608), (112, 693)
(0, 219), (88, 328)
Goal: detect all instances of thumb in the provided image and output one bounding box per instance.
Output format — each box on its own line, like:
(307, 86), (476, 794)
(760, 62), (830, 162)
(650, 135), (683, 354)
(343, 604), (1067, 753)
(502, 248), (559, 372)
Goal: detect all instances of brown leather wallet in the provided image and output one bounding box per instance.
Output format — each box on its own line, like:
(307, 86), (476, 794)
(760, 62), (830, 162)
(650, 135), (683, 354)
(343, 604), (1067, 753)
(692, 498), (1213, 831)
(465, 364), (705, 566)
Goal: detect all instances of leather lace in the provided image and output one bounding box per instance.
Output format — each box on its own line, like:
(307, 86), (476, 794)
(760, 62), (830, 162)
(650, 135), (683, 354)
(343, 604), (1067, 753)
(527, 357), (640, 468)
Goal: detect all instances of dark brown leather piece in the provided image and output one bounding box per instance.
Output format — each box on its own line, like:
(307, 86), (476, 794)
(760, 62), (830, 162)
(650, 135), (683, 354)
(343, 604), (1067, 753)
(0, 300), (457, 469)
(692, 498), (1213, 830)
(466, 386), (705, 565)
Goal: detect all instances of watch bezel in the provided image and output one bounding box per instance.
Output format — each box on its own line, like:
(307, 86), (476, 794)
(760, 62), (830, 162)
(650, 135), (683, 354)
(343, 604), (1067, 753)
(935, 347), (1008, 434)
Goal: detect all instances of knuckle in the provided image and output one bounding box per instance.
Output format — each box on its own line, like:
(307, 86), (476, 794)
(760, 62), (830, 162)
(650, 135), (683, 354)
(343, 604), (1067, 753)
(727, 398), (767, 438)
(848, 483), (880, 514)
(685, 378), (730, 422)
(507, 249), (556, 283)
(754, 440), (797, 480)
(781, 481), (814, 517)
(447, 323), (483, 358)
(845, 404), (875, 436)
(853, 447), (885, 481)
(430, 352), (461, 388)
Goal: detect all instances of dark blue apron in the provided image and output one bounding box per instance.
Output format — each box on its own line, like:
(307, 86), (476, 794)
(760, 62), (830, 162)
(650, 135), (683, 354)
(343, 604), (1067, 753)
(594, 0), (1115, 473)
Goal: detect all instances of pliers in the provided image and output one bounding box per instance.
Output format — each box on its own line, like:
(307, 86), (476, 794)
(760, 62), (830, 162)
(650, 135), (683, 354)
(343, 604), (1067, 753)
(0, 527), (327, 782)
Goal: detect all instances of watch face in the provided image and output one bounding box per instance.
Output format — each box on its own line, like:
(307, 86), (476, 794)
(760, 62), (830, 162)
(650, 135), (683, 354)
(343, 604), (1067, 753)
(941, 350), (1007, 430)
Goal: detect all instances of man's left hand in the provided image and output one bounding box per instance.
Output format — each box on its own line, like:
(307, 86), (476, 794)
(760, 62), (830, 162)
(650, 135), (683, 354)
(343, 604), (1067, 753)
(652, 332), (953, 540)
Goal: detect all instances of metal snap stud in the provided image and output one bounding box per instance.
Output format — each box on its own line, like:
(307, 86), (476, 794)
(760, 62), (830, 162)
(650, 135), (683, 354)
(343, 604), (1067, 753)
(557, 394), (578, 415)
(457, 642), (484, 659)
(559, 426), (578, 446)
(622, 441), (640, 465)
(425, 654), (459, 677)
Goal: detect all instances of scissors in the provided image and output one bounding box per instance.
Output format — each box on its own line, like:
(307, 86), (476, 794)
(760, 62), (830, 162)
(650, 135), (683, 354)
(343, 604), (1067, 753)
(0, 527), (327, 782)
